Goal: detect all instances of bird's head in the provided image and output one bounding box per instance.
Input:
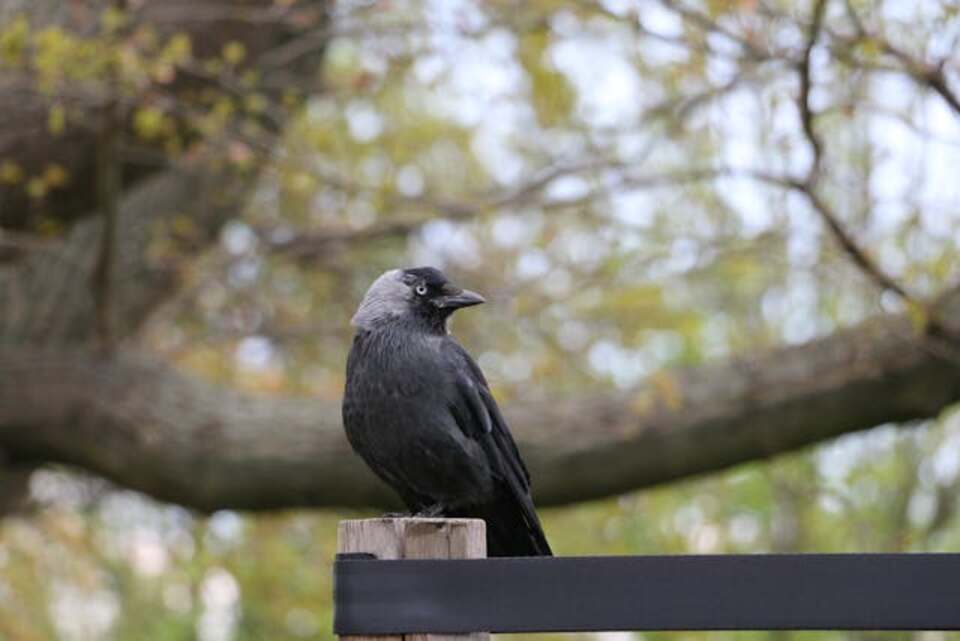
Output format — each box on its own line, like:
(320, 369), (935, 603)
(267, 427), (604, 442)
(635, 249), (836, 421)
(351, 267), (485, 332)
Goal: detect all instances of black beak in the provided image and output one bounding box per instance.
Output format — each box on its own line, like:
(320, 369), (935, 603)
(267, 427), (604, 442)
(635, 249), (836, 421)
(435, 287), (486, 310)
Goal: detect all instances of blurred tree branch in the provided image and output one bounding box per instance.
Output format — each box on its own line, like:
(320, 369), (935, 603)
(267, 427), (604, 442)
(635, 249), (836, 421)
(1, 285), (959, 510)
(795, 0), (914, 302)
(799, 0), (827, 181)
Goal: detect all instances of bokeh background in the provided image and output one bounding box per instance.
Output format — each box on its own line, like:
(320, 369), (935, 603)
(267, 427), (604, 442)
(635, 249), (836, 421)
(2, 0), (960, 640)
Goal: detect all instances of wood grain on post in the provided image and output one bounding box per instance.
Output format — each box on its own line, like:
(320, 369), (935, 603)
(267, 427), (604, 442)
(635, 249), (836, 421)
(337, 518), (488, 641)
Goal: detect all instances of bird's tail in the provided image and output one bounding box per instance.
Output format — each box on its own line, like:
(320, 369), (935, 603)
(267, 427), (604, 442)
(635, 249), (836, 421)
(458, 493), (552, 557)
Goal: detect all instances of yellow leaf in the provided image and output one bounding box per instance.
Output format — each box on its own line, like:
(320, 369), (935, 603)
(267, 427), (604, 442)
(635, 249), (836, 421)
(0, 160), (24, 184)
(26, 177), (47, 199)
(519, 31), (574, 127)
(211, 97), (235, 120)
(0, 14), (29, 65)
(133, 106), (168, 140)
(43, 164), (68, 188)
(101, 6), (128, 34)
(162, 33), (192, 64)
(48, 104), (66, 135)
(289, 172), (316, 194)
(171, 215), (197, 238)
(245, 93), (267, 114)
(630, 389), (655, 416)
(223, 41), (246, 66)
(152, 61), (176, 84)
(905, 301), (928, 332)
(858, 37), (882, 59)
(650, 372), (683, 411)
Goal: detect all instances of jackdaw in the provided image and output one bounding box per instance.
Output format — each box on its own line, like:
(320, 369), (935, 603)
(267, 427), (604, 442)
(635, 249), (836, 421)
(342, 267), (552, 556)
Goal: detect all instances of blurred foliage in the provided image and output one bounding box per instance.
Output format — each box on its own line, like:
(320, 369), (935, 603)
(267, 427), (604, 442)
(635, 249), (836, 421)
(2, 0), (960, 639)
(6, 417), (960, 641)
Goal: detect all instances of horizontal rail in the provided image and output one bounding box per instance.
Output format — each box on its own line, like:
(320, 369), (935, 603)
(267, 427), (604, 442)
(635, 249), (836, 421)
(334, 553), (960, 634)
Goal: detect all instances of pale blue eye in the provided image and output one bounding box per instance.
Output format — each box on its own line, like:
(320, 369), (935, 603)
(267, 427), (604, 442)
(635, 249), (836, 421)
(415, 284), (428, 296)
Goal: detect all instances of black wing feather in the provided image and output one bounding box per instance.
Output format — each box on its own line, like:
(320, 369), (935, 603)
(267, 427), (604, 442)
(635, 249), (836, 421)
(442, 338), (551, 556)
(479, 385), (531, 485)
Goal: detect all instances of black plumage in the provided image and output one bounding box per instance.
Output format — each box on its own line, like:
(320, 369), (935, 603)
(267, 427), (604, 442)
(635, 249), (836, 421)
(342, 267), (552, 556)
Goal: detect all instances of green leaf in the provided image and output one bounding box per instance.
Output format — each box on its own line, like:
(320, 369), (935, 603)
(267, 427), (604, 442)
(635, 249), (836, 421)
(0, 14), (29, 65)
(223, 41), (246, 66)
(48, 103), (66, 135)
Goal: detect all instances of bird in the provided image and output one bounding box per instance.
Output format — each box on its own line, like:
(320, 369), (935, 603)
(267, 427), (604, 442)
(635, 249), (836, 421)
(342, 266), (552, 557)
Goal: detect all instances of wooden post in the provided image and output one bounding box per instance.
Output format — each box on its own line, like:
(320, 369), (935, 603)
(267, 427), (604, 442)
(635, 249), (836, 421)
(337, 518), (488, 641)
